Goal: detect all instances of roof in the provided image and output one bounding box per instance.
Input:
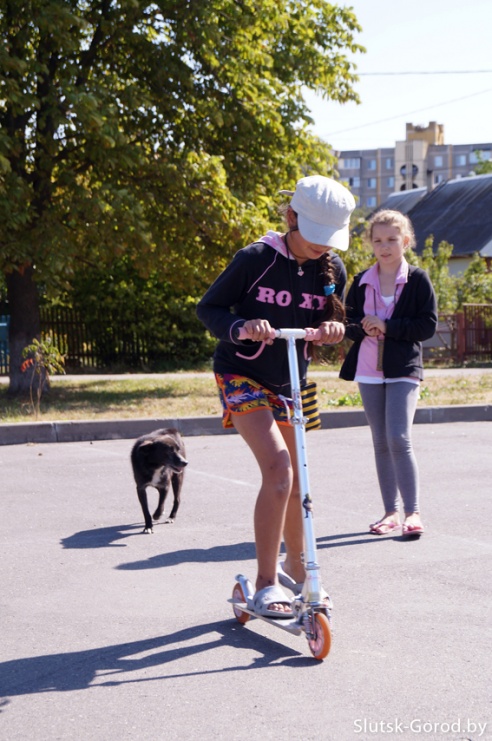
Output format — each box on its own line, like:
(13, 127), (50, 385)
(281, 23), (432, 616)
(379, 174), (492, 257)
(377, 187), (427, 214)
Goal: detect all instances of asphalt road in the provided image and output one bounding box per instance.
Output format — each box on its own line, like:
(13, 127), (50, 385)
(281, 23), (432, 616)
(1, 421), (491, 740)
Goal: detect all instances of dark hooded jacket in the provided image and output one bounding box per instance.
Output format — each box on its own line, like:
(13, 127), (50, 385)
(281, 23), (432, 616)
(197, 240), (346, 396)
(339, 264), (437, 382)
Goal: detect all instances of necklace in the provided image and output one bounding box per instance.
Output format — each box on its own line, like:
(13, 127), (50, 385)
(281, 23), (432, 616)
(285, 233), (304, 276)
(285, 234), (317, 337)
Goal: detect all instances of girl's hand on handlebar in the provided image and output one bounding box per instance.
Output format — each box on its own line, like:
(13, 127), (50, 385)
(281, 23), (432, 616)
(306, 321), (345, 346)
(240, 319), (276, 344)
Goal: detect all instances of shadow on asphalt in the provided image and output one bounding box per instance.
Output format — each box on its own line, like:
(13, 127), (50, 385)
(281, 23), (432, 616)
(60, 526), (395, 566)
(0, 620), (316, 701)
(115, 541), (258, 570)
(61, 524), (142, 549)
(316, 531), (404, 548)
(61, 526), (257, 566)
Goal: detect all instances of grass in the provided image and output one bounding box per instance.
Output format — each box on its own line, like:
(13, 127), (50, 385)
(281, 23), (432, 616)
(1, 367), (492, 423)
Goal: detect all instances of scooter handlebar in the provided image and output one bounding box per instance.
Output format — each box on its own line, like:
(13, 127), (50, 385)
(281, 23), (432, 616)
(236, 326), (320, 341)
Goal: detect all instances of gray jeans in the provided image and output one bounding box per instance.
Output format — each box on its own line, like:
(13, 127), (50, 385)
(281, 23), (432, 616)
(358, 382), (420, 514)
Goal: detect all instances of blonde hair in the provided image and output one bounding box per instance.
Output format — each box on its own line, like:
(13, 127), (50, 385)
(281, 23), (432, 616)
(367, 209), (416, 250)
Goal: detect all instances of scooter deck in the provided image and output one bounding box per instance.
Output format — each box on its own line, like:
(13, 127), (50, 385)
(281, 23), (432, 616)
(228, 599), (304, 635)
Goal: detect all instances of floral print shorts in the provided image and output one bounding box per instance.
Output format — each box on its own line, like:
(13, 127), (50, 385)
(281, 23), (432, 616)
(215, 373), (292, 429)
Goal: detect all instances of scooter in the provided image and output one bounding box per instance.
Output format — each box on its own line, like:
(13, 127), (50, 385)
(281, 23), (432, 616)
(229, 328), (332, 660)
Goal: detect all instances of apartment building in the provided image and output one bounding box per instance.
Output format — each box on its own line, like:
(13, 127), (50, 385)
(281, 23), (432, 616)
(336, 121), (492, 208)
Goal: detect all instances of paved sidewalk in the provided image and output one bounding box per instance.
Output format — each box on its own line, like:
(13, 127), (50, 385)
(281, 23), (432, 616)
(0, 402), (491, 447)
(2, 367), (492, 384)
(1, 369), (491, 446)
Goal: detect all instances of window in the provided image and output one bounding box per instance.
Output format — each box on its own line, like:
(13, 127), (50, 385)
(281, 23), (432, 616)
(366, 196), (377, 208)
(434, 155), (444, 167)
(342, 158), (360, 168)
(455, 154), (467, 167)
(367, 178), (377, 188)
(367, 159), (377, 170)
(434, 174), (445, 184)
(349, 176), (360, 187)
(387, 177), (395, 188)
(385, 158), (393, 169)
(469, 150), (491, 164)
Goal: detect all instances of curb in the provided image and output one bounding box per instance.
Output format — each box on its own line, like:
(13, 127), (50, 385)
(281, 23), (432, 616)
(0, 405), (490, 446)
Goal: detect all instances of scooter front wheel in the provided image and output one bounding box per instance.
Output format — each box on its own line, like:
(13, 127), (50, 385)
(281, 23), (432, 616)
(232, 582), (251, 624)
(307, 612), (331, 660)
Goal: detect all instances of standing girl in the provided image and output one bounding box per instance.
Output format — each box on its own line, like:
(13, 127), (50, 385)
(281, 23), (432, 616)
(197, 176), (355, 617)
(340, 210), (437, 538)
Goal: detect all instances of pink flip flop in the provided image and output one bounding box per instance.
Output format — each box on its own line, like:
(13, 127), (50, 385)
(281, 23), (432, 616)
(369, 520), (401, 536)
(402, 523), (425, 538)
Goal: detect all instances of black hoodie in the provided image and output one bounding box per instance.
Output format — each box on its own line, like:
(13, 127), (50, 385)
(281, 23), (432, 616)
(196, 238), (346, 396)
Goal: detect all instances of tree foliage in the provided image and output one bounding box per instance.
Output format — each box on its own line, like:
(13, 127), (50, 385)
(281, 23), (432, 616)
(473, 151), (492, 175)
(457, 253), (492, 307)
(21, 334), (65, 417)
(340, 207), (385, 286)
(0, 0), (364, 390)
(65, 255), (217, 367)
(411, 238), (492, 313)
(418, 238), (457, 313)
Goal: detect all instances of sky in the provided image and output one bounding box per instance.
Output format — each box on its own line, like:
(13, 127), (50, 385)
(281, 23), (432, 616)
(304, 0), (492, 152)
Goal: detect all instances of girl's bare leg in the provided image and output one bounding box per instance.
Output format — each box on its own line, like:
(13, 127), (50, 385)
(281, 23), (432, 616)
(232, 409), (293, 613)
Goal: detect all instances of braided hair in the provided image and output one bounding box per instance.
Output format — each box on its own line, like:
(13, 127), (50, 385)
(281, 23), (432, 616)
(317, 251), (345, 324)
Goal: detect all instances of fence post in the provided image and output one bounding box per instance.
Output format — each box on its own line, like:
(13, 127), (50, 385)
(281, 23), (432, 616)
(456, 311), (465, 363)
(0, 314), (9, 374)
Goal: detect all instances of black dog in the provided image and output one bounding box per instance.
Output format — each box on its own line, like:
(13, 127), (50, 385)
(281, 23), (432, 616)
(131, 428), (188, 533)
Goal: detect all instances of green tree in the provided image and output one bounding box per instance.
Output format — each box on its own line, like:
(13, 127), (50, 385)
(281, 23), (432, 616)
(65, 255), (217, 368)
(473, 151), (492, 175)
(21, 334), (65, 418)
(456, 253), (492, 308)
(0, 1), (363, 391)
(418, 238), (457, 312)
(342, 210), (374, 285)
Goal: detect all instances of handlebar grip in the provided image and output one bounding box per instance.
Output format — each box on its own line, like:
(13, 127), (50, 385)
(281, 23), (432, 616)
(236, 326), (315, 341)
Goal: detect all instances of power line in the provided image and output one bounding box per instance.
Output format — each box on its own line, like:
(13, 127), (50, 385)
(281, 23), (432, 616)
(358, 70), (492, 76)
(323, 87), (492, 137)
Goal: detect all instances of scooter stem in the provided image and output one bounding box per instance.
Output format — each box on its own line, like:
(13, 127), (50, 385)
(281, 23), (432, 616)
(282, 332), (323, 603)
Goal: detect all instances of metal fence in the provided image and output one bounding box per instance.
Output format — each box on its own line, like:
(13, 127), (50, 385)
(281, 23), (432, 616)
(461, 303), (492, 361)
(423, 304), (492, 362)
(1, 304), (491, 375)
(422, 313), (458, 361)
(0, 315), (9, 375)
(0, 308), (152, 375)
(39, 307), (151, 370)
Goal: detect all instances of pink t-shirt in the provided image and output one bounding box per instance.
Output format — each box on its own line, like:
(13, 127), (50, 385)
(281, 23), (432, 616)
(355, 259), (417, 385)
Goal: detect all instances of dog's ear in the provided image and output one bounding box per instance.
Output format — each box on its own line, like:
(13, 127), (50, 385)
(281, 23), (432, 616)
(138, 439), (155, 454)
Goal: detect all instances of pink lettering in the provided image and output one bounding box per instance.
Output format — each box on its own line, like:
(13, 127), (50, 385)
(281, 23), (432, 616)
(299, 294), (327, 310)
(255, 286), (326, 310)
(276, 291), (291, 307)
(313, 295), (327, 310)
(299, 293), (313, 310)
(256, 286), (276, 304)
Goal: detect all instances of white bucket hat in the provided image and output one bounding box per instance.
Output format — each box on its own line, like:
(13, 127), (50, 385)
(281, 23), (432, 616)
(279, 175), (355, 251)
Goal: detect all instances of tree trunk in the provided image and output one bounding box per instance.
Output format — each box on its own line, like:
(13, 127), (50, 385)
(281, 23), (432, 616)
(6, 265), (42, 395)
